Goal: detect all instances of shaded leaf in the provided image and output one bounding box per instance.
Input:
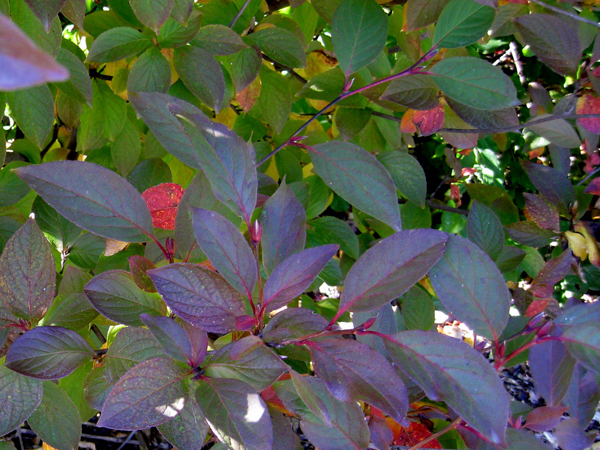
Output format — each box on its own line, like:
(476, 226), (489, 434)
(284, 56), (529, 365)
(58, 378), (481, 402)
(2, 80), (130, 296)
(306, 216), (359, 260)
(433, 0), (494, 49)
(148, 263), (246, 334)
(503, 427), (555, 450)
(289, 370), (331, 426)
(446, 97), (519, 129)
(41, 293), (99, 331)
(378, 151), (427, 209)
(505, 221), (556, 248)
(61, 0), (85, 31)
(525, 406), (567, 432)
(0, 365), (43, 436)
(86, 27), (152, 63)
(98, 357), (189, 429)
(6, 326), (95, 380)
(430, 234), (510, 340)
(334, 107), (372, 141)
(158, 391), (208, 450)
(380, 75), (439, 111)
(250, 27), (306, 68)
(24, 0), (66, 32)
(54, 47), (92, 106)
(6, 85), (53, 148)
(192, 24), (248, 55)
(140, 313), (195, 364)
(402, 286), (435, 331)
(84, 270), (166, 326)
(339, 229), (447, 316)
(530, 250), (573, 298)
(111, 118), (142, 177)
(128, 255), (157, 292)
(129, 0), (174, 33)
(33, 195), (82, 253)
(405, 0), (450, 30)
(310, 141), (402, 231)
(256, 66), (292, 135)
(523, 161), (576, 216)
(157, 14), (202, 48)
(562, 323), (600, 373)
(0, 218), (55, 323)
(127, 46), (171, 93)
(576, 94), (600, 134)
(227, 46), (262, 92)
(142, 183), (185, 230)
(523, 193), (560, 231)
(555, 418), (596, 450)
(563, 364), (600, 428)
(466, 200), (504, 260)
(528, 114), (581, 149)
(384, 330), (509, 446)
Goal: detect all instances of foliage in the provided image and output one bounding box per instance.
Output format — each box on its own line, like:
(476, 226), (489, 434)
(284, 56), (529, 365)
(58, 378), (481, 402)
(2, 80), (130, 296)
(1, 0), (600, 449)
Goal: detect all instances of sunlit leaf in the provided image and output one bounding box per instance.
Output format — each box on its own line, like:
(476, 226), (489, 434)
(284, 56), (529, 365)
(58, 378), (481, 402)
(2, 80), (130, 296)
(142, 183), (185, 230)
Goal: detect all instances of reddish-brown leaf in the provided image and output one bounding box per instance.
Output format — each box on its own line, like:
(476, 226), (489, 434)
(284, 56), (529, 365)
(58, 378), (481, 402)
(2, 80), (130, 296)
(584, 177), (600, 196)
(128, 255), (157, 293)
(523, 193), (560, 231)
(142, 183), (185, 230)
(237, 77), (261, 113)
(525, 298), (551, 317)
(401, 109), (418, 133)
(577, 94), (600, 133)
(525, 406), (567, 432)
(413, 104), (445, 136)
(530, 250), (573, 298)
(393, 422), (442, 448)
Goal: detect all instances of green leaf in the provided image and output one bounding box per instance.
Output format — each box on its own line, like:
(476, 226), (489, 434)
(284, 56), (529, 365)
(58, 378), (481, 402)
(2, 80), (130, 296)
(61, 0), (86, 31)
(157, 14), (202, 48)
(6, 85), (53, 148)
(11, 0), (62, 57)
(129, 0), (174, 34)
(171, 0), (194, 25)
(405, 0), (450, 31)
(158, 391), (209, 450)
(296, 66), (344, 102)
(430, 57), (519, 110)
(67, 233), (104, 270)
(15, 161), (155, 242)
(128, 157), (173, 192)
(196, 378), (273, 450)
(433, 0), (495, 49)
(289, 370), (331, 426)
(378, 151), (427, 208)
(23, 0), (65, 33)
(28, 381), (81, 450)
(380, 75), (439, 110)
(192, 24), (248, 55)
(528, 114), (581, 149)
(334, 107), (372, 141)
(402, 286), (435, 331)
(250, 27), (306, 68)
(0, 365), (43, 436)
(430, 234), (510, 340)
(310, 141), (402, 231)
(307, 216), (359, 260)
(84, 270), (167, 326)
(0, 217), (20, 254)
(87, 26), (152, 63)
(332, 0), (388, 77)
(98, 357), (190, 429)
(127, 46), (171, 93)
(0, 218), (55, 323)
(515, 14), (580, 76)
(54, 47), (93, 106)
(384, 330), (509, 446)
(0, 161), (32, 207)
(466, 200), (504, 260)
(111, 118), (142, 177)
(204, 336), (288, 391)
(6, 326), (95, 380)
(227, 46), (262, 92)
(174, 45), (226, 112)
(256, 66), (292, 135)
(562, 323), (600, 374)
(97, 80), (127, 141)
(40, 293), (98, 330)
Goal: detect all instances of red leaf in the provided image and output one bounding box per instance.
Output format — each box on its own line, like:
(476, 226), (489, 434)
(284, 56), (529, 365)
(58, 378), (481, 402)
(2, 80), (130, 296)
(142, 183), (185, 230)
(393, 422), (442, 448)
(584, 177), (600, 196)
(401, 109), (418, 133)
(525, 298), (551, 317)
(413, 104), (445, 136)
(577, 94), (600, 133)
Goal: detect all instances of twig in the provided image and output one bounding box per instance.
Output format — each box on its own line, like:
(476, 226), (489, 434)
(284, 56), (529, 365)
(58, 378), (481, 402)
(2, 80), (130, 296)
(577, 165), (600, 186)
(509, 41), (526, 86)
(116, 431), (137, 450)
(427, 200), (468, 216)
(229, 0), (253, 28)
(529, 0), (600, 29)
(406, 416), (463, 450)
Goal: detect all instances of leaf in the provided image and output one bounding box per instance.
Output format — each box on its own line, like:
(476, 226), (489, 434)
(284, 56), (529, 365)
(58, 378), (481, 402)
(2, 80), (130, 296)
(170, 0), (194, 25)
(140, 313), (195, 364)
(523, 193), (560, 231)
(28, 381), (81, 450)
(54, 47), (92, 106)
(192, 24), (248, 55)
(174, 45), (226, 112)
(128, 255), (157, 292)
(191, 208), (257, 297)
(528, 114), (581, 149)
(339, 229), (447, 316)
(289, 370), (331, 426)
(141, 183), (185, 230)
(263, 245), (339, 314)
(15, 161), (155, 242)
(332, 0), (388, 77)
(11, 0), (62, 57)
(23, 0), (66, 32)
(384, 330), (509, 446)
(429, 234), (510, 340)
(129, 0), (174, 33)
(380, 75), (439, 111)
(412, 104), (445, 136)
(466, 200), (504, 260)
(0, 218), (55, 323)
(310, 338), (408, 425)
(505, 221), (556, 248)
(6, 326), (95, 380)
(158, 391), (209, 450)
(310, 141), (402, 231)
(256, 66), (292, 135)
(98, 357), (189, 429)
(563, 364), (600, 428)
(525, 406), (568, 432)
(378, 151), (427, 209)
(86, 27), (152, 63)
(523, 161), (576, 216)
(431, 57), (519, 111)
(148, 263), (246, 334)
(334, 107), (372, 141)
(446, 97), (519, 130)
(128, 157), (173, 193)
(0, 12), (68, 90)
(250, 27), (306, 68)
(0, 365), (43, 436)
(40, 293), (98, 331)
(111, 118), (142, 177)
(576, 94), (600, 134)
(262, 307), (329, 345)
(227, 46), (262, 92)
(504, 427), (557, 450)
(61, 0), (85, 31)
(405, 0), (450, 30)
(306, 216), (359, 260)
(204, 336), (288, 391)
(170, 107), (257, 221)
(6, 85), (53, 148)
(515, 14), (580, 76)
(157, 14), (202, 48)
(84, 270), (166, 326)
(402, 286), (435, 331)
(562, 323), (600, 373)
(196, 377), (273, 450)
(127, 46), (171, 93)
(433, 0), (495, 49)
(33, 196), (82, 255)
(260, 181), (306, 274)
(555, 418), (596, 450)
(530, 250), (573, 298)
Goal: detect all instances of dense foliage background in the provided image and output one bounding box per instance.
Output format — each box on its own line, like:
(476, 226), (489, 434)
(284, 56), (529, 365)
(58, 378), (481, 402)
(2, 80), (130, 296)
(2, 0), (600, 449)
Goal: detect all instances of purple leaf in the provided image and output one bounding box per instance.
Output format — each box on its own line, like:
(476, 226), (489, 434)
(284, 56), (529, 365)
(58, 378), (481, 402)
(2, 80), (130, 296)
(128, 255), (157, 292)
(14, 161), (154, 242)
(262, 307), (329, 345)
(429, 233), (510, 340)
(270, 409), (302, 450)
(289, 369), (331, 426)
(562, 323), (600, 373)
(310, 142), (402, 231)
(504, 427), (556, 450)
(555, 301), (600, 328)
(0, 12), (69, 90)
(523, 160), (576, 216)
(140, 313), (194, 365)
(530, 249), (573, 299)
(529, 340), (575, 407)
(172, 108), (257, 222)
(83, 366), (112, 411)
(182, 321), (208, 367)
(158, 391), (208, 450)
(555, 418), (597, 450)
(148, 263), (246, 334)
(191, 208), (257, 298)
(338, 229), (447, 316)
(98, 357), (190, 430)
(369, 415), (393, 450)
(84, 270), (167, 327)
(263, 245), (338, 314)
(524, 193), (560, 231)
(563, 364), (600, 428)
(204, 336), (288, 391)
(260, 181), (307, 274)
(384, 330), (509, 446)
(196, 377), (273, 450)
(6, 326), (95, 380)
(0, 365), (43, 435)
(310, 338), (408, 426)
(0, 218), (55, 323)
(525, 406), (567, 432)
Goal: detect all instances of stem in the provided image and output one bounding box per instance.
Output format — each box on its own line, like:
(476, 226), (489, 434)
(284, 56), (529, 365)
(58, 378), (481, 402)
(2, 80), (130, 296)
(529, 0), (600, 29)
(577, 165), (600, 186)
(253, 243), (263, 328)
(509, 41), (526, 87)
(494, 335), (558, 370)
(426, 199), (468, 216)
(406, 416), (462, 450)
(229, 0), (253, 28)
(279, 327), (360, 346)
